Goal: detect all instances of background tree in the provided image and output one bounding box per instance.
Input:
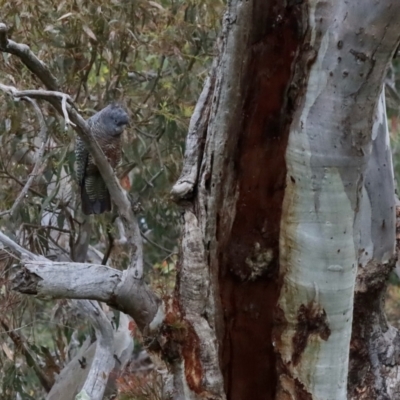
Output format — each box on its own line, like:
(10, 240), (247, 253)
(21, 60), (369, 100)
(1, 1), (400, 400)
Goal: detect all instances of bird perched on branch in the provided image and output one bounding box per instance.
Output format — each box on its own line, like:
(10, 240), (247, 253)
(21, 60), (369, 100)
(75, 103), (129, 215)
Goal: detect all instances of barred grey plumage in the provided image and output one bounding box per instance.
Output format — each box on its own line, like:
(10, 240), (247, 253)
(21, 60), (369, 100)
(75, 103), (129, 215)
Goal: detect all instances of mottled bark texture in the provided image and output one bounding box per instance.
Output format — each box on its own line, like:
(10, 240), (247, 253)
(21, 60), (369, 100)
(173, 1), (400, 400)
(348, 92), (400, 400)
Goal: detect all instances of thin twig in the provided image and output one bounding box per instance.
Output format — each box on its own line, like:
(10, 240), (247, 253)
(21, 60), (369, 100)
(21, 223), (70, 234)
(141, 231), (175, 255)
(0, 168), (78, 222)
(139, 168), (164, 194)
(37, 233), (72, 260)
(102, 225), (115, 266)
(0, 231), (42, 261)
(155, 141), (164, 170)
(75, 46), (98, 102)
(135, 126), (158, 139)
(141, 55), (166, 105)
(0, 83), (75, 127)
(9, 98), (50, 218)
(0, 168), (46, 198)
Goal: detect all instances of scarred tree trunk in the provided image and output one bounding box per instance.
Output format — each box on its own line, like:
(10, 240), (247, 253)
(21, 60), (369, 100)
(172, 1), (400, 399)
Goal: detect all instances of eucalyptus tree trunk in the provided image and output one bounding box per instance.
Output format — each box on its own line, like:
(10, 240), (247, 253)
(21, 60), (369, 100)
(172, 1), (400, 399)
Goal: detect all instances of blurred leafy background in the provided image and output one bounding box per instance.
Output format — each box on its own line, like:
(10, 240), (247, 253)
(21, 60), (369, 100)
(0, 0), (224, 398)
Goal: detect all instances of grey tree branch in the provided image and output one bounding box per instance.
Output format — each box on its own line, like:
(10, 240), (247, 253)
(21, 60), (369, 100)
(0, 84), (76, 127)
(0, 226), (118, 399)
(73, 300), (114, 400)
(7, 242), (164, 332)
(0, 230), (123, 400)
(171, 60), (216, 200)
(12, 261), (122, 300)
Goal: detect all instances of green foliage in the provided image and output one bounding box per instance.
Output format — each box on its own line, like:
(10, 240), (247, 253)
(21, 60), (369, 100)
(1, 362), (37, 400)
(0, 0), (224, 397)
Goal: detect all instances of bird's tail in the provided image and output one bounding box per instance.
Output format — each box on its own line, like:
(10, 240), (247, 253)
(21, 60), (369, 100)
(81, 174), (111, 215)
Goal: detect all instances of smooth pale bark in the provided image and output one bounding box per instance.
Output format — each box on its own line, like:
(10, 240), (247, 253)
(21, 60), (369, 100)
(348, 92), (400, 399)
(277, 3), (400, 399)
(73, 300), (114, 400)
(47, 312), (134, 400)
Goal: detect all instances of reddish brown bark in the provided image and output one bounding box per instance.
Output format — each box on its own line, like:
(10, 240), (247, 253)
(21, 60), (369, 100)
(214, 3), (307, 399)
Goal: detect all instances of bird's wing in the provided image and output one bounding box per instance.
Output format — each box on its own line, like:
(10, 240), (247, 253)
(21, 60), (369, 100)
(75, 136), (89, 186)
(75, 115), (97, 185)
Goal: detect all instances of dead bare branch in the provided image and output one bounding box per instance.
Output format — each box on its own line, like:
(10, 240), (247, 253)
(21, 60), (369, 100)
(12, 261), (122, 300)
(171, 60), (216, 200)
(0, 83), (76, 127)
(72, 300), (115, 400)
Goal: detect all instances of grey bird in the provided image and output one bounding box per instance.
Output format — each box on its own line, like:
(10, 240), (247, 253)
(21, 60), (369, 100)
(75, 103), (129, 215)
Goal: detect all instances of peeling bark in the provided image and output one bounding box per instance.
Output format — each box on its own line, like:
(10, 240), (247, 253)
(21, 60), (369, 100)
(174, 211), (225, 398)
